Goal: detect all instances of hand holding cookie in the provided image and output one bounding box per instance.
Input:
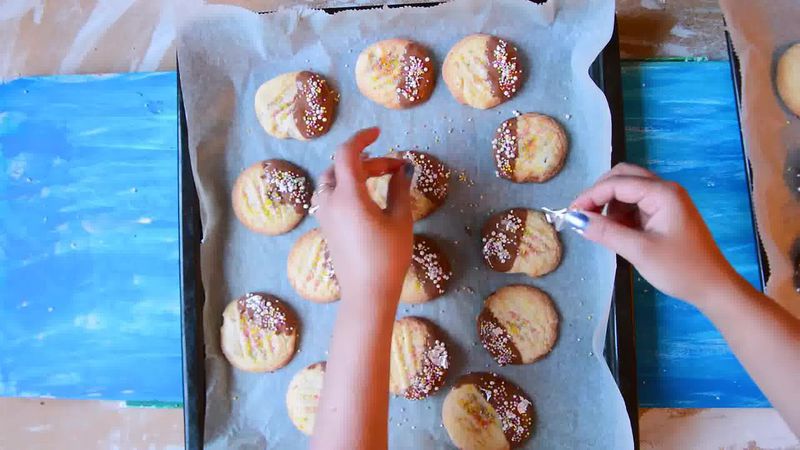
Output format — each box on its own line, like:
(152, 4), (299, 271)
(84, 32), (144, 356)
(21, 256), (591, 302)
(312, 127), (414, 303)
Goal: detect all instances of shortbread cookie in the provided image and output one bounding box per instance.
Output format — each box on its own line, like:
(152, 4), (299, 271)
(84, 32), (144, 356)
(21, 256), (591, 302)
(287, 228), (340, 302)
(255, 71), (338, 140)
(478, 285), (559, 366)
(389, 317), (450, 400)
(400, 235), (452, 304)
(232, 159), (313, 235)
(777, 43), (800, 117)
(442, 372), (534, 450)
(355, 39), (436, 109)
(442, 34), (523, 109)
(220, 292), (299, 372)
(366, 150), (450, 221)
(481, 208), (561, 278)
(493, 113), (568, 183)
(286, 361), (326, 435)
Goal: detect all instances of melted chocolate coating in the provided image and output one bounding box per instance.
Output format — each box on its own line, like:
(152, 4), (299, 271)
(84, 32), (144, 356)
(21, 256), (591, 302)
(293, 71), (337, 139)
(477, 307), (523, 365)
(455, 372), (534, 447)
(485, 36), (523, 100)
(260, 159), (313, 214)
(481, 208), (528, 272)
(493, 117), (519, 180)
(396, 42), (436, 107)
(409, 235), (452, 299)
(237, 292), (298, 336)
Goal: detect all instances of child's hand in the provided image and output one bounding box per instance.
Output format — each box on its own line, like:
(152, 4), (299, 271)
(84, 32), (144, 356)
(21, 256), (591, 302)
(312, 127), (414, 304)
(572, 163), (739, 308)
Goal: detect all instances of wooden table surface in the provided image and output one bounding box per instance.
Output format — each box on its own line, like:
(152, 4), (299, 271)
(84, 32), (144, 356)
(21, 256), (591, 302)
(1, 1), (799, 449)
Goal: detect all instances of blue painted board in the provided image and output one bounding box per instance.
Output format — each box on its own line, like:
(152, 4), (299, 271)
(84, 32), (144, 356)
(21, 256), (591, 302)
(0, 73), (182, 402)
(0, 63), (767, 408)
(622, 61), (767, 407)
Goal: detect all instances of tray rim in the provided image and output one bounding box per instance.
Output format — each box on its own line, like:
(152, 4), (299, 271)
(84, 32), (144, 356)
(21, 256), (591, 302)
(177, 7), (638, 449)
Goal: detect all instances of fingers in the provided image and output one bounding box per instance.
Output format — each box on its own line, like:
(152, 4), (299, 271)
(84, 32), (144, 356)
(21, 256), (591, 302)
(599, 162), (657, 181)
(333, 127), (380, 190)
(385, 163), (413, 221)
(362, 157), (405, 178)
(310, 166), (335, 216)
(580, 211), (648, 265)
(571, 175), (662, 213)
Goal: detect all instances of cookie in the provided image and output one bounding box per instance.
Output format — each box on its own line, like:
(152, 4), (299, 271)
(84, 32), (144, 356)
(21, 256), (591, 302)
(232, 159), (313, 235)
(442, 34), (523, 109)
(220, 292), (299, 372)
(389, 317), (450, 400)
(366, 150), (450, 221)
(478, 285), (559, 366)
(442, 372), (534, 450)
(777, 43), (800, 117)
(254, 71), (338, 140)
(481, 208), (562, 278)
(287, 228), (340, 302)
(493, 113), (568, 183)
(400, 235), (453, 304)
(286, 361), (326, 435)
(355, 39), (436, 109)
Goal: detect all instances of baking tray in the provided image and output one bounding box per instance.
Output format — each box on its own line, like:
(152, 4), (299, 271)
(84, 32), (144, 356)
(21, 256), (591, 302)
(178, 7), (638, 449)
(724, 30), (770, 291)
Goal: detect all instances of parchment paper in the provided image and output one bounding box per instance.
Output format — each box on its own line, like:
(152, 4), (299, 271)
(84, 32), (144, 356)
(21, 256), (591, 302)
(720, 0), (800, 317)
(177, 0), (633, 448)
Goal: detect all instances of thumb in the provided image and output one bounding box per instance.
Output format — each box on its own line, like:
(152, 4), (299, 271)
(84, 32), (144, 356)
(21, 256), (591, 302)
(385, 162), (413, 220)
(580, 211), (648, 265)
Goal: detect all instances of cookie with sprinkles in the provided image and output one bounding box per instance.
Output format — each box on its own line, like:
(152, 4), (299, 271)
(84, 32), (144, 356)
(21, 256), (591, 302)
(355, 39), (436, 109)
(443, 34), (523, 109)
(254, 71), (338, 140)
(481, 208), (561, 278)
(442, 372), (535, 449)
(287, 228), (340, 303)
(286, 361), (326, 435)
(400, 235), (453, 304)
(389, 317), (450, 400)
(493, 113), (568, 183)
(232, 159), (313, 235)
(366, 150), (450, 221)
(220, 292), (299, 372)
(478, 285), (559, 366)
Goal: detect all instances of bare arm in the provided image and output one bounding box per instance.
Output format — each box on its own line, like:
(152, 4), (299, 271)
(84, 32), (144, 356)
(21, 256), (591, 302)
(572, 163), (800, 437)
(309, 128), (413, 450)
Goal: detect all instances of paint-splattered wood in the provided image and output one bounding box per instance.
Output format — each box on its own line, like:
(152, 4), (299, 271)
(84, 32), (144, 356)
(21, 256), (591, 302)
(0, 72), (182, 402)
(622, 61), (766, 407)
(0, 63), (767, 409)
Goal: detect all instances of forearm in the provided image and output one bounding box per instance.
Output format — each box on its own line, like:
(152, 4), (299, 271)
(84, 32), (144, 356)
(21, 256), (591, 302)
(699, 276), (800, 436)
(310, 287), (399, 450)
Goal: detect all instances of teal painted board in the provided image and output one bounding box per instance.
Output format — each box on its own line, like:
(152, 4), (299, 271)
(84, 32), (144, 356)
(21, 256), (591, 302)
(622, 61), (767, 407)
(0, 72), (182, 402)
(0, 62), (765, 408)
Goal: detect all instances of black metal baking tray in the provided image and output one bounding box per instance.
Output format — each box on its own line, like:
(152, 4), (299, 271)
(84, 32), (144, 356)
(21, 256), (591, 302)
(179, 8), (638, 449)
(724, 30), (770, 291)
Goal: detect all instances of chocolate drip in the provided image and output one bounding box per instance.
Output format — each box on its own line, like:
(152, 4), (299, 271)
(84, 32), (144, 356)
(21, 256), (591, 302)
(477, 307), (523, 365)
(481, 208), (528, 272)
(492, 117), (519, 180)
(485, 36), (522, 100)
(293, 71), (337, 139)
(260, 159), (312, 214)
(409, 235), (452, 299)
(396, 42), (435, 107)
(455, 372), (534, 448)
(237, 292), (297, 335)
